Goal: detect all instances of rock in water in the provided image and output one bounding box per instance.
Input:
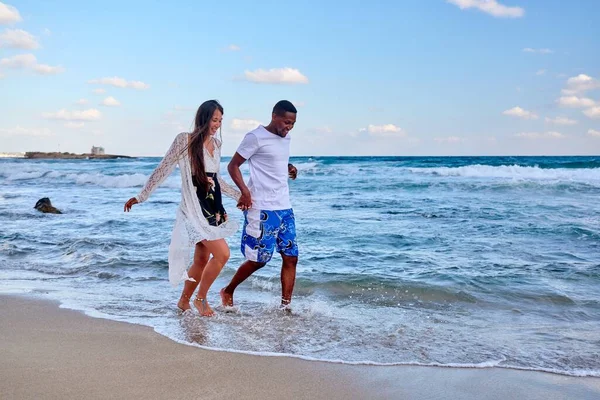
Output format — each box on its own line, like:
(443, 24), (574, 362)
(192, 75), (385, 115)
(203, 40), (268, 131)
(34, 198), (62, 214)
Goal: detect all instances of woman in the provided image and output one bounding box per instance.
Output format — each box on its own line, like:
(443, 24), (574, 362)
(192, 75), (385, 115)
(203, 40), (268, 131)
(124, 100), (240, 316)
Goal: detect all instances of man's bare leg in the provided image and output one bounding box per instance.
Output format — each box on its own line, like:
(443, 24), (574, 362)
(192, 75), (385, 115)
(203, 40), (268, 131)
(221, 260), (266, 306)
(280, 254), (298, 309)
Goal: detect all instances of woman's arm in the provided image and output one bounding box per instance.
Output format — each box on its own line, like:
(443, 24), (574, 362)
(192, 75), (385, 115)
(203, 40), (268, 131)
(217, 172), (241, 201)
(213, 140), (241, 201)
(135, 134), (182, 204)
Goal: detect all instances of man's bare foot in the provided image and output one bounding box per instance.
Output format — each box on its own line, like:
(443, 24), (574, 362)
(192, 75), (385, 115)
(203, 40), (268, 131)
(220, 288), (234, 307)
(194, 297), (214, 317)
(280, 298), (292, 314)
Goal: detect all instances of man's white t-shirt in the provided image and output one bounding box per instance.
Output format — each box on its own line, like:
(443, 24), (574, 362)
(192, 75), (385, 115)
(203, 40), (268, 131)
(236, 125), (292, 211)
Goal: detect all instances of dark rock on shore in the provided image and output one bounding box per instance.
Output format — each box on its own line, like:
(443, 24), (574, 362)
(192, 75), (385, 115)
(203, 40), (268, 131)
(34, 198), (62, 214)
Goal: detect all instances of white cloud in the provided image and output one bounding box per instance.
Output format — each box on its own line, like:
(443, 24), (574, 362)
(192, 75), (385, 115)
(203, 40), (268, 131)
(0, 53), (64, 75)
(515, 131), (565, 139)
(93, 88), (106, 94)
(0, 28), (39, 49)
(230, 118), (262, 131)
(535, 69), (546, 76)
(243, 67), (309, 84)
(434, 136), (463, 144)
(561, 74), (600, 95)
(0, 53), (35, 68)
(557, 96), (595, 108)
(583, 107), (600, 119)
(366, 124), (405, 138)
(42, 108), (102, 121)
(0, 2), (22, 25)
(42, 28), (51, 36)
(75, 99), (88, 105)
(545, 116), (577, 125)
(588, 129), (600, 137)
(88, 76), (150, 90)
(64, 122), (85, 129)
(226, 44), (241, 51)
(128, 81), (149, 90)
(32, 63), (65, 75)
(502, 106), (538, 119)
(101, 96), (121, 107)
(0, 126), (53, 137)
(447, 0), (525, 18)
(522, 48), (553, 54)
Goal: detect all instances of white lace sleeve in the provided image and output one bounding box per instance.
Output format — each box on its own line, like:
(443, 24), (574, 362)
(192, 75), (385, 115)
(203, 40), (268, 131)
(135, 134), (183, 203)
(218, 172), (240, 201)
(213, 138), (240, 201)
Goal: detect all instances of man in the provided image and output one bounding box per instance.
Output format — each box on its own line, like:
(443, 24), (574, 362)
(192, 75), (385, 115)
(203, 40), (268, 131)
(220, 100), (299, 310)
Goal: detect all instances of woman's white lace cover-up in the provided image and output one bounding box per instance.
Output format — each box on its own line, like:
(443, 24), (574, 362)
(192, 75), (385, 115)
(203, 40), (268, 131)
(135, 132), (240, 286)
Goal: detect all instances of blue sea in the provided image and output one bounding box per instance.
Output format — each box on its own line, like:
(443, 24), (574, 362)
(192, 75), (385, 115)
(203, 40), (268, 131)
(1, 155), (599, 376)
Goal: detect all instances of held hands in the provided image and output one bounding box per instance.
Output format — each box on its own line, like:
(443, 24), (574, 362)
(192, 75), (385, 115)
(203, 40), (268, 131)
(237, 189), (252, 211)
(124, 197), (138, 212)
(288, 163), (297, 180)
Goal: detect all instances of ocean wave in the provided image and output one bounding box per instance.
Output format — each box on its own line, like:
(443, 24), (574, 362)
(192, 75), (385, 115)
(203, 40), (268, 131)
(154, 304), (600, 377)
(246, 273), (481, 305)
(0, 167), (180, 188)
(293, 162), (319, 174)
(300, 156), (600, 170)
(408, 164), (600, 182)
(0, 242), (28, 256)
(289, 160), (600, 185)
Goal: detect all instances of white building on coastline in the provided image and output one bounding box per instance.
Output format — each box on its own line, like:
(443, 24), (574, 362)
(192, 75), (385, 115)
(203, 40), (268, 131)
(91, 146), (105, 155)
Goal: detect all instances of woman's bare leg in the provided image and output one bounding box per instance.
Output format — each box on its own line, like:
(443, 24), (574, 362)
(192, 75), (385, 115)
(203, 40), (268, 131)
(194, 238), (230, 316)
(177, 242), (209, 311)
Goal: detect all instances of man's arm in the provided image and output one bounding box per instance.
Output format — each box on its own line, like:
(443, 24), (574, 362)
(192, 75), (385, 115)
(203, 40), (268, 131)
(228, 152), (252, 210)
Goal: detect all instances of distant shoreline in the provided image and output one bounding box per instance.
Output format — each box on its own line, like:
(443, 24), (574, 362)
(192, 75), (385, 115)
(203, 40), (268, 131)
(23, 152), (134, 160)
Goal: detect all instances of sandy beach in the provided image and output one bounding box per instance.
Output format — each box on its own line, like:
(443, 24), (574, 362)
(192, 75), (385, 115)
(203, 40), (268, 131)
(0, 295), (598, 400)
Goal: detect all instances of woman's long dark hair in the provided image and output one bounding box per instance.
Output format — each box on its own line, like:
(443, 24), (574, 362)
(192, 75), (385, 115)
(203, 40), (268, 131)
(186, 100), (223, 192)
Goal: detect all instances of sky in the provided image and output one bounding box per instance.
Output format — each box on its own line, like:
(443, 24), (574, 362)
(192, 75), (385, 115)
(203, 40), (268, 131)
(0, 0), (599, 157)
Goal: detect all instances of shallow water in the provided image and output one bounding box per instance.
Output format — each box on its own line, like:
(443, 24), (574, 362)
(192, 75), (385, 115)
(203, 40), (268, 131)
(1, 155), (599, 376)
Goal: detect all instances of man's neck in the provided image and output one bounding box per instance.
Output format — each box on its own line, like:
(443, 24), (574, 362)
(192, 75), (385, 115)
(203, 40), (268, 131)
(264, 123), (276, 134)
(264, 123), (284, 138)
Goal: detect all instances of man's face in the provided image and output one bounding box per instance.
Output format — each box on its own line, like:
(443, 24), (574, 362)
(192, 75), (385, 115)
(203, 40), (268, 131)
(273, 112), (297, 137)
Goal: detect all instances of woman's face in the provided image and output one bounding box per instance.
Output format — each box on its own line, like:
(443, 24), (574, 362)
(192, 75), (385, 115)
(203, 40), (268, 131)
(209, 109), (223, 136)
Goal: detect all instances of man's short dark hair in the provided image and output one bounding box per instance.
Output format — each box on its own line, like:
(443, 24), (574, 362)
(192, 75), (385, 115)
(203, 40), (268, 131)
(273, 100), (297, 116)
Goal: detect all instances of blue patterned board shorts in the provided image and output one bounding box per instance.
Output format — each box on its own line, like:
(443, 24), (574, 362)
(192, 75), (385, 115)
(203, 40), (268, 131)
(241, 208), (298, 263)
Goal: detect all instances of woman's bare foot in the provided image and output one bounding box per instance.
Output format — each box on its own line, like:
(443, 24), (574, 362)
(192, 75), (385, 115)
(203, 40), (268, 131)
(194, 297), (215, 317)
(177, 295), (192, 312)
(220, 288), (234, 307)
